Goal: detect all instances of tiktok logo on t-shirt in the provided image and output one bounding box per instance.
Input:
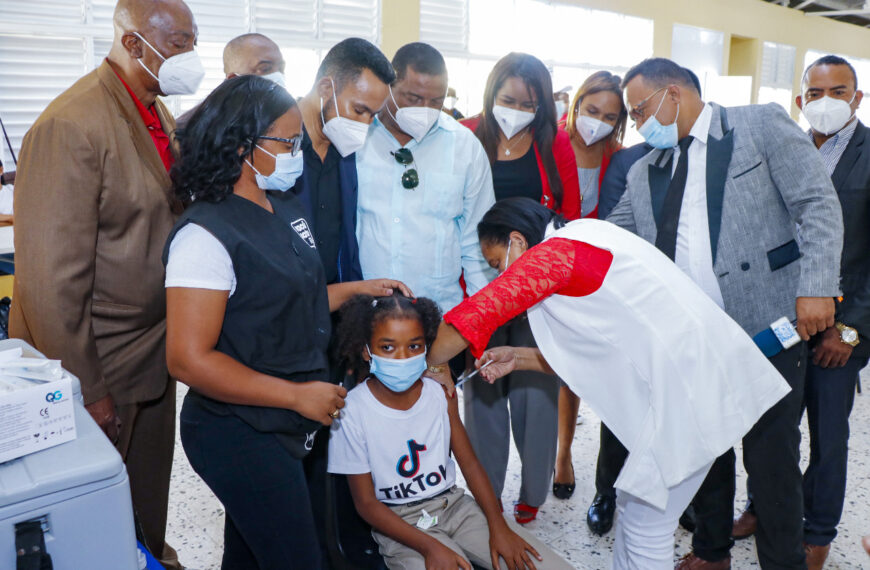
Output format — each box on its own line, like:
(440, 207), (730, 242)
(396, 439), (426, 477)
(379, 439), (449, 502)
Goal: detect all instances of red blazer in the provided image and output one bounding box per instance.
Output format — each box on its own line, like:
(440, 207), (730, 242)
(461, 117), (581, 220)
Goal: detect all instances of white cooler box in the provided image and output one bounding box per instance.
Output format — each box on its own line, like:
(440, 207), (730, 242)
(0, 339), (139, 570)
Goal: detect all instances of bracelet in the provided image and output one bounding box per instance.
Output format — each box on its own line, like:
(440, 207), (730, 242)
(427, 365), (446, 374)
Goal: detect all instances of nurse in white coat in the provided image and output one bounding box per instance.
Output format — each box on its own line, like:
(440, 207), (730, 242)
(429, 198), (790, 569)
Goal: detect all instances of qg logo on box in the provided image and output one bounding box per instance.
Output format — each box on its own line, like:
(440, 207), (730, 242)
(45, 390), (65, 403)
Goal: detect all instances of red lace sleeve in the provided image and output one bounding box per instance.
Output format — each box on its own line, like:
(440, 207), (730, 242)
(444, 238), (613, 357)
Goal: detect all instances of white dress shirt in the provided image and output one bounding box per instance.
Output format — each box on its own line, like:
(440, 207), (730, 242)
(356, 114), (496, 312)
(671, 103), (725, 309)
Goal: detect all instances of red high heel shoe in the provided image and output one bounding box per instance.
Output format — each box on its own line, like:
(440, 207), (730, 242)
(513, 502), (539, 524)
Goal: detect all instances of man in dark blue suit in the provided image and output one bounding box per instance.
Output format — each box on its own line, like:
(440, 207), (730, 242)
(733, 54), (870, 570)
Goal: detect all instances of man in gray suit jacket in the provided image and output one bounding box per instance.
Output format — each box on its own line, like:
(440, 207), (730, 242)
(608, 58), (843, 570)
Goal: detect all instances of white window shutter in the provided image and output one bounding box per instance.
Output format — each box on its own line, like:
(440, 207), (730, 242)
(320, 0), (380, 43)
(0, 1), (84, 26)
(254, 1), (318, 45)
(0, 0), (385, 162)
(186, 0), (250, 44)
(0, 34), (86, 165)
(420, 0), (468, 56)
(90, 0), (117, 33)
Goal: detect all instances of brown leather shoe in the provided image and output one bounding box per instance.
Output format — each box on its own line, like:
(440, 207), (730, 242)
(674, 552), (731, 569)
(732, 509), (758, 540)
(863, 534), (870, 555)
(804, 543), (830, 570)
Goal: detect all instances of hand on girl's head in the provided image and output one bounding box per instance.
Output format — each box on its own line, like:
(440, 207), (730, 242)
(360, 278), (415, 299)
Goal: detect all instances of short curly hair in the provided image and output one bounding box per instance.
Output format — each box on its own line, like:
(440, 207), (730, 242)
(171, 74), (297, 203)
(334, 293), (442, 382)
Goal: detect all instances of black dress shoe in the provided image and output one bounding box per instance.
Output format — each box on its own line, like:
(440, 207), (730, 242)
(586, 493), (616, 535)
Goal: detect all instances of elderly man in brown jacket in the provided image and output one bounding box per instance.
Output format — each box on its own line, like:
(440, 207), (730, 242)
(10, 1), (201, 567)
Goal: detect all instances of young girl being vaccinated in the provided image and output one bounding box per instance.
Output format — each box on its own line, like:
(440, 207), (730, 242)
(328, 294), (570, 570)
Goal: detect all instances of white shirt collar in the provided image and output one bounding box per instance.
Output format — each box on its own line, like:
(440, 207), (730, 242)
(687, 102), (713, 145)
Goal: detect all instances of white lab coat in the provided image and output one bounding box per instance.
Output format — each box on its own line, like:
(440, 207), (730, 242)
(526, 219), (790, 510)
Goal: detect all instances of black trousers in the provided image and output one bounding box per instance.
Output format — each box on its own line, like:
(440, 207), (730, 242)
(802, 354), (868, 546)
(594, 422), (628, 497)
(180, 394), (322, 570)
(692, 343), (808, 569)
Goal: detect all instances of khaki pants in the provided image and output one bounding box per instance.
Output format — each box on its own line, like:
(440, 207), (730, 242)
(374, 486), (572, 570)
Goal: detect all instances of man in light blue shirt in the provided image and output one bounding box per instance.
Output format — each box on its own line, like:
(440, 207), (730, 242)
(356, 42), (495, 314)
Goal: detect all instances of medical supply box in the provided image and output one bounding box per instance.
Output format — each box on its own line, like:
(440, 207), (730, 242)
(0, 339), (139, 569)
(0, 342), (77, 464)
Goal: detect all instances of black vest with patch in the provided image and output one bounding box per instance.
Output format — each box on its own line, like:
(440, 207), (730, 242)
(163, 192), (331, 457)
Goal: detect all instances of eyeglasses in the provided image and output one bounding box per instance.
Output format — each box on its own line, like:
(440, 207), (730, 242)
(625, 86), (669, 123)
(258, 135), (303, 156)
(391, 147), (419, 190)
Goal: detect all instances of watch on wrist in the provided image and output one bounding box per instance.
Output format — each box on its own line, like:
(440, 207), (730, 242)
(834, 322), (860, 347)
(427, 365), (446, 374)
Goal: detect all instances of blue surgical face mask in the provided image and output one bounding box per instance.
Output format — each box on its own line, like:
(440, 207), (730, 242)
(367, 346), (428, 393)
(637, 90), (680, 150)
(245, 144), (303, 191)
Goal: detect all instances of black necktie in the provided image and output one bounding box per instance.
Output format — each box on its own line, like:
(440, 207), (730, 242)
(655, 136), (693, 260)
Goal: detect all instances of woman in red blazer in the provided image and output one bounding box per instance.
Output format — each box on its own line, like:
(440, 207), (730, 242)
(554, 71), (628, 503)
(461, 54), (580, 220)
(458, 52), (579, 526)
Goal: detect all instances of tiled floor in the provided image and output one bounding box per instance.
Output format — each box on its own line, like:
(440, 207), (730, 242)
(166, 368), (870, 569)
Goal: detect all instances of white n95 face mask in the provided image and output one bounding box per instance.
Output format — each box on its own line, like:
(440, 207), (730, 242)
(388, 87), (441, 142)
(134, 32), (204, 96)
(261, 71), (287, 89)
(321, 77), (370, 157)
(802, 95), (856, 136)
(492, 105), (536, 139)
(576, 115), (614, 146)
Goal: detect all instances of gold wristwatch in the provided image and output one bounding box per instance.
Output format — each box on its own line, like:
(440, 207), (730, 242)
(834, 322), (860, 347)
(427, 365), (446, 374)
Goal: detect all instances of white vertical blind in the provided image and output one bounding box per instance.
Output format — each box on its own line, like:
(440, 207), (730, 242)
(419, 0), (468, 56)
(321, 0), (380, 43)
(254, 0), (318, 45)
(0, 0), (382, 166)
(0, 34), (86, 167)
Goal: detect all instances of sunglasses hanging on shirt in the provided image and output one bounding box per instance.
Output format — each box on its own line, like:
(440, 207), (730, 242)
(391, 147), (419, 190)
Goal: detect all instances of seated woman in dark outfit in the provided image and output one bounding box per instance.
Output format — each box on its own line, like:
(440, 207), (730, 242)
(164, 75), (408, 569)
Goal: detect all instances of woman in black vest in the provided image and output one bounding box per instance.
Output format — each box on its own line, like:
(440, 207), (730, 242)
(164, 75), (407, 569)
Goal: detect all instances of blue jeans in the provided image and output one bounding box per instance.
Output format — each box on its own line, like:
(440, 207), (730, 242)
(180, 393), (322, 569)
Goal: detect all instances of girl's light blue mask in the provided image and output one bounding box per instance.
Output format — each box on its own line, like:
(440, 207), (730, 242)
(245, 144), (303, 191)
(637, 90), (680, 150)
(367, 346), (428, 393)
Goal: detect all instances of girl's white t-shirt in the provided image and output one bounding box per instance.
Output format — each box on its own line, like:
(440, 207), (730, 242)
(327, 377), (457, 505)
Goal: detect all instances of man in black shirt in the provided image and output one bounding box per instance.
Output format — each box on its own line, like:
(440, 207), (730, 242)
(293, 37), (395, 285)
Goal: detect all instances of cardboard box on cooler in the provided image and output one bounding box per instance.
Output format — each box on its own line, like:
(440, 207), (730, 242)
(0, 347), (76, 464)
